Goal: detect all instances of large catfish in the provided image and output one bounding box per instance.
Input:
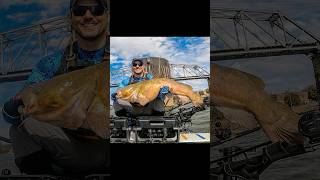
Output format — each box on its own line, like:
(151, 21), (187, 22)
(19, 62), (109, 139)
(211, 63), (305, 144)
(116, 78), (204, 107)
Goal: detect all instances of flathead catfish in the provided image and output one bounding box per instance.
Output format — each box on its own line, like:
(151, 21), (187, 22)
(211, 63), (305, 144)
(19, 62), (109, 139)
(116, 78), (204, 107)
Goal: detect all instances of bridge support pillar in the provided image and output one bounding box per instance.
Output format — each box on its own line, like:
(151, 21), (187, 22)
(311, 53), (320, 108)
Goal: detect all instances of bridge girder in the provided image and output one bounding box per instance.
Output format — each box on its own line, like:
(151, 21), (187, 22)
(211, 8), (320, 60)
(110, 63), (210, 88)
(0, 16), (70, 76)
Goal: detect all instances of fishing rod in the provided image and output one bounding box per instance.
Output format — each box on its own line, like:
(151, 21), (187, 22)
(0, 136), (11, 144)
(211, 110), (320, 179)
(210, 141), (272, 180)
(211, 141), (272, 164)
(211, 126), (262, 147)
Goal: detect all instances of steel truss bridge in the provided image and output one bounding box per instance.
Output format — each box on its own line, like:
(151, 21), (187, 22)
(110, 64), (210, 87)
(0, 16), (70, 83)
(0, 17), (209, 85)
(211, 8), (320, 105)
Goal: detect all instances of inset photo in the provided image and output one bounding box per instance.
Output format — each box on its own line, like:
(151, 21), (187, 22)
(110, 37), (210, 143)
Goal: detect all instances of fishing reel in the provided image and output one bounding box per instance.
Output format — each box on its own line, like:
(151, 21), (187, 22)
(211, 144), (267, 180)
(172, 98), (209, 122)
(211, 142), (306, 180)
(299, 110), (320, 144)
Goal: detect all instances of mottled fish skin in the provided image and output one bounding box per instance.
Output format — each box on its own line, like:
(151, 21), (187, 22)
(116, 78), (204, 107)
(20, 62), (109, 139)
(211, 63), (305, 144)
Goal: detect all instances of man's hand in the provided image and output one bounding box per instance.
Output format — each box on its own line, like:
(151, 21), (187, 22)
(157, 86), (170, 100)
(12, 93), (22, 101)
(2, 95), (24, 125)
(111, 93), (117, 101)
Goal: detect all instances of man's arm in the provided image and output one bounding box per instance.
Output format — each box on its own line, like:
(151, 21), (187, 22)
(118, 76), (130, 89)
(26, 51), (63, 86)
(2, 51), (63, 125)
(111, 77), (130, 101)
(146, 73), (153, 80)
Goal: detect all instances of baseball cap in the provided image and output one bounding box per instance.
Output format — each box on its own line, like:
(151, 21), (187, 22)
(70, 0), (109, 10)
(132, 59), (144, 66)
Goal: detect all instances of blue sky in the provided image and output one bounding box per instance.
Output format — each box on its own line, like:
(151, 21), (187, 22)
(0, 0), (69, 32)
(110, 37), (210, 99)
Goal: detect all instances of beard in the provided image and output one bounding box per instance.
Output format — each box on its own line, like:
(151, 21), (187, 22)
(133, 69), (144, 76)
(75, 28), (106, 41)
(133, 71), (143, 76)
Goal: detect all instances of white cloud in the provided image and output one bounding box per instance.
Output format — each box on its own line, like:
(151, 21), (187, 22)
(38, 0), (69, 19)
(111, 37), (210, 69)
(1, 0), (69, 20)
(181, 79), (209, 91)
(0, 0), (35, 9)
(6, 12), (34, 22)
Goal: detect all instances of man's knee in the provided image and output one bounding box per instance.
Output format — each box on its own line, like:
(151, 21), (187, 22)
(22, 118), (70, 141)
(9, 125), (21, 140)
(115, 109), (128, 117)
(153, 110), (165, 116)
(152, 99), (165, 113)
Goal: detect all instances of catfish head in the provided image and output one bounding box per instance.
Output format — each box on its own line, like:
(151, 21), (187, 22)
(211, 106), (232, 140)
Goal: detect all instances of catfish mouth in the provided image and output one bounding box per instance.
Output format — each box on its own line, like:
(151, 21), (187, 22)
(215, 128), (232, 140)
(116, 88), (134, 100)
(116, 90), (122, 98)
(214, 121), (232, 140)
(212, 106), (233, 140)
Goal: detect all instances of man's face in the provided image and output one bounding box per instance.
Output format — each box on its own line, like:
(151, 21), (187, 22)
(71, 0), (109, 40)
(132, 61), (144, 75)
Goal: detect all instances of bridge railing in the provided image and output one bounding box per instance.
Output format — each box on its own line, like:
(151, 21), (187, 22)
(110, 64), (210, 88)
(0, 16), (70, 77)
(211, 8), (320, 60)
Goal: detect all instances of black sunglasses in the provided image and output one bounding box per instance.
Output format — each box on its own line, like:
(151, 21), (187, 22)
(132, 62), (143, 67)
(72, 4), (106, 16)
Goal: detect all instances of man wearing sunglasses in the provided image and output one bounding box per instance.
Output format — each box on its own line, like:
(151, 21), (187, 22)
(112, 58), (168, 117)
(2, 0), (110, 176)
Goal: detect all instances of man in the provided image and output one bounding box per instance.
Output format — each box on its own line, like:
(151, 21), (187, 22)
(112, 58), (169, 117)
(2, 0), (110, 176)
